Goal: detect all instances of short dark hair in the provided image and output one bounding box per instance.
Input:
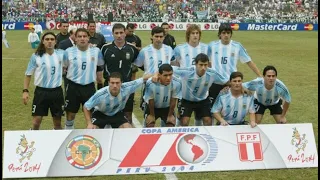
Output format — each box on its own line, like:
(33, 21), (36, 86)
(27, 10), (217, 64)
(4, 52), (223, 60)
(263, 65), (278, 76)
(87, 20), (96, 26)
(126, 23), (135, 29)
(75, 28), (90, 37)
(218, 24), (233, 38)
(161, 22), (169, 27)
(113, 23), (125, 32)
(151, 26), (165, 36)
(194, 53), (209, 64)
(229, 72), (243, 81)
(159, 64), (173, 74)
(108, 72), (123, 81)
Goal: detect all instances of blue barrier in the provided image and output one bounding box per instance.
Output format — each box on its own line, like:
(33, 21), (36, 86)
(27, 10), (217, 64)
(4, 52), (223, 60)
(2, 22), (46, 30)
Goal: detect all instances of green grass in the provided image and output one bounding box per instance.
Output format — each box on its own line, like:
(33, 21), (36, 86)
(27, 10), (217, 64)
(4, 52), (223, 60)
(2, 30), (318, 180)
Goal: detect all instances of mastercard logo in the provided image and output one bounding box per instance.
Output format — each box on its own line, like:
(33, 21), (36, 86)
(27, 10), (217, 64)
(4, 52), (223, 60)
(24, 22), (34, 30)
(231, 24), (239, 31)
(304, 24), (313, 31)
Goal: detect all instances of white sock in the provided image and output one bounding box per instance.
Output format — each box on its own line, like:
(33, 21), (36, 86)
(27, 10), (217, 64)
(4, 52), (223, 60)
(194, 119), (203, 126)
(175, 118), (181, 127)
(65, 120), (75, 129)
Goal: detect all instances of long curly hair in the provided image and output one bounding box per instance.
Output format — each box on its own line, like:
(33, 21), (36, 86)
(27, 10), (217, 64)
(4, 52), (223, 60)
(35, 32), (57, 57)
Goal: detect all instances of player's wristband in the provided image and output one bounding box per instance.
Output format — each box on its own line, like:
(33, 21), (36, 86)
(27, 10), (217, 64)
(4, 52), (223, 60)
(97, 83), (103, 90)
(22, 89), (29, 93)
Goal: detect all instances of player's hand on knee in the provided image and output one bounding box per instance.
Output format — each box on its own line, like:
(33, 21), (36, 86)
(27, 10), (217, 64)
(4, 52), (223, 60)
(250, 121), (257, 128)
(279, 116), (287, 124)
(220, 120), (229, 126)
(167, 115), (175, 124)
(87, 123), (98, 129)
(22, 92), (29, 105)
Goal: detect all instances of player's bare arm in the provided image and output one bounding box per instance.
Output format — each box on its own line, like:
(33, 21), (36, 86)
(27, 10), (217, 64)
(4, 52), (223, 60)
(213, 113), (229, 126)
(83, 107), (98, 129)
(146, 99), (156, 127)
(249, 113), (257, 128)
(167, 98), (177, 126)
(246, 61), (262, 77)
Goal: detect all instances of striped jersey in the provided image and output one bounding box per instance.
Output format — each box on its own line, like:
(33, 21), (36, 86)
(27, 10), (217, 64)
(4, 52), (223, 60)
(134, 44), (174, 74)
(84, 78), (144, 116)
(173, 42), (208, 68)
(211, 90), (255, 125)
(25, 49), (65, 88)
(242, 77), (291, 106)
(63, 46), (104, 85)
(208, 40), (251, 78)
(143, 76), (182, 108)
(172, 66), (228, 102)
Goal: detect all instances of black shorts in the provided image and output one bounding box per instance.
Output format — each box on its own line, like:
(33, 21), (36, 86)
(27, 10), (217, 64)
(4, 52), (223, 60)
(31, 86), (64, 117)
(64, 80), (96, 113)
(144, 105), (172, 122)
(254, 99), (283, 115)
(178, 98), (211, 118)
(209, 83), (227, 106)
(91, 109), (129, 128)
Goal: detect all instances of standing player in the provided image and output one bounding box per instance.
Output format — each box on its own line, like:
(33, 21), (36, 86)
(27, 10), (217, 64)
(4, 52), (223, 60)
(2, 28), (10, 48)
(144, 64), (182, 127)
(34, 21), (43, 39)
(101, 23), (139, 125)
(83, 72), (153, 129)
(63, 28), (104, 129)
(173, 53), (229, 126)
(56, 20), (70, 45)
(173, 24), (208, 126)
(87, 20), (106, 49)
(28, 28), (40, 49)
(133, 26), (174, 126)
(161, 22), (176, 50)
(208, 24), (262, 106)
(125, 23), (142, 51)
(242, 65), (291, 124)
(22, 32), (65, 130)
(212, 72), (257, 127)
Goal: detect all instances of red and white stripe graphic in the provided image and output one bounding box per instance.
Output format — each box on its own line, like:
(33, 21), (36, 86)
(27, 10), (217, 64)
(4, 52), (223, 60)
(119, 133), (187, 167)
(236, 133), (263, 162)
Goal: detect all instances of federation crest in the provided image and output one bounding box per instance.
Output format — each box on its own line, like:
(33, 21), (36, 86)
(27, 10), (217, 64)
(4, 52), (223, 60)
(126, 52), (130, 60)
(231, 53), (235, 57)
(91, 57), (95, 61)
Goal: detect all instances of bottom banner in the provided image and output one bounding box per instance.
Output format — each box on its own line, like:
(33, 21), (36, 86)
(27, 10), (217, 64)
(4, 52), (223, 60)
(2, 123), (318, 178)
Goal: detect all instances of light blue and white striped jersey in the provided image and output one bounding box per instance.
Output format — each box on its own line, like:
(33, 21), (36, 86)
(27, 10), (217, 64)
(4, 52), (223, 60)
(208, 40), (251, 78)
(211, 90), (255, 125)
(143, 76), (182, 108)
(173, 42), (208, 68)
(172, 66), (228, 102)
(63, 46), (104, 85)
(242, 77), (291, 106)
(84, 78), (144, 116)
(134, 44), (174, 74)
(25, 49), (65, 88)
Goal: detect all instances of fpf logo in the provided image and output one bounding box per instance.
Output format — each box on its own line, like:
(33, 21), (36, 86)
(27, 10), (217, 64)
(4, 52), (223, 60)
(119, 133), (218, 167)
(231, 23), (239, 31)
(304, 24), (314, 31)
(65, 135), (102, 170)
(236, 133), (263, 162)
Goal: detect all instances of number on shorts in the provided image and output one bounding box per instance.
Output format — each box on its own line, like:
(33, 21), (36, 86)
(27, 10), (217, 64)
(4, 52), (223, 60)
(232, 111), (238, 118)
(82, 62), (87, 70)
(180, 107), (185, 115)
(32, 105), (36, 113)
(64, 100), (69, 108)
(158, 60), (162, 68)
(193, 87), (199, 93)
(254, 104), (260, 112)
(91, 118), (97, 123)
(51, 66), (56, 75)
(192, 58), (196, 65)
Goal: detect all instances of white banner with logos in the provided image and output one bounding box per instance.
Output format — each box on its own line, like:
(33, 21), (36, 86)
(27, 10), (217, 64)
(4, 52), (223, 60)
(3, 124), (318, 178)
(110, 22), (221, 31)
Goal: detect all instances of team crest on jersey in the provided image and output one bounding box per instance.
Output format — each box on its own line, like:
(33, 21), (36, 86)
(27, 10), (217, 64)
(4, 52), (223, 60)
(243, 104), (247, 109)
(204, 83), (208, 86)
(231, 53), (235, 57)
(166, 56), (169, 60)
(91, 57), (95, 61)
(126, 52), (130, 60)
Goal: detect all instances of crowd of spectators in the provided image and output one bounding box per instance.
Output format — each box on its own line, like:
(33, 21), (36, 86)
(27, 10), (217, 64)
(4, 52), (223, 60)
(2, 0), (318, 24)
